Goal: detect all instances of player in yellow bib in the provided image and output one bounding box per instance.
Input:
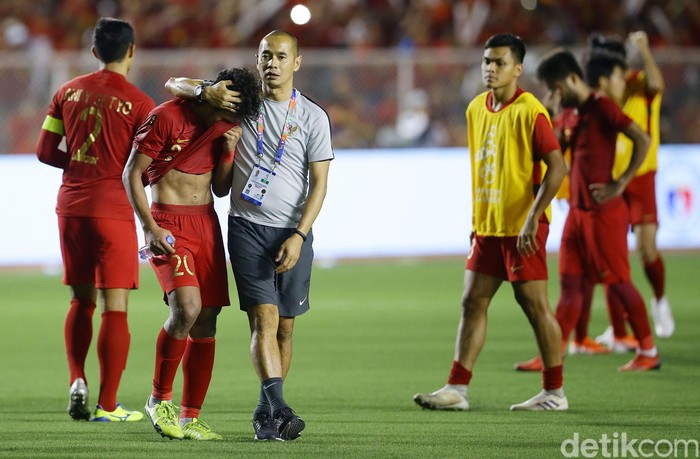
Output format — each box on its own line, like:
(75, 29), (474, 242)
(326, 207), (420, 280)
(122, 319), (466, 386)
(468, 90), (554, 237)
(413, 34), (568, 412)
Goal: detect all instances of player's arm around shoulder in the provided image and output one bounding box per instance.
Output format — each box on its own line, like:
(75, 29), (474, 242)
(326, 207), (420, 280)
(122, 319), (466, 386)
(165, 77), (242, 113)
(165, 77), (203, 100)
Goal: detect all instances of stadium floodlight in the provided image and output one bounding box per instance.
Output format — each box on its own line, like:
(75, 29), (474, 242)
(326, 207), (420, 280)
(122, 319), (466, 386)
(290, 4), (311, 25)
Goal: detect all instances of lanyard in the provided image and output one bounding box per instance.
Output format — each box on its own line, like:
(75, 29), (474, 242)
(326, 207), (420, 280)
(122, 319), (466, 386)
(256, 89), (298, 170)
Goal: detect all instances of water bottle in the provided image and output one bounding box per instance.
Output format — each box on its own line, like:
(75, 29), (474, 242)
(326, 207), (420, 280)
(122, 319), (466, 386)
(139, 235), (175, 260)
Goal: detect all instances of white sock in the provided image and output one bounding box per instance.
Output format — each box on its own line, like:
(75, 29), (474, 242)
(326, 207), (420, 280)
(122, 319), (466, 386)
(180, 417), (193, 427)
(148, 396), (167, 407)
(640, 347), (658, 358)
(444, 384), (468, 397)
(546, 387), (564, 397)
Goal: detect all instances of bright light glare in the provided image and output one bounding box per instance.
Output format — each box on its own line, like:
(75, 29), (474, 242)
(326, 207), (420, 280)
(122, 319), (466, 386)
(520, 0), (537, 10)
(290, 4), (311, 25)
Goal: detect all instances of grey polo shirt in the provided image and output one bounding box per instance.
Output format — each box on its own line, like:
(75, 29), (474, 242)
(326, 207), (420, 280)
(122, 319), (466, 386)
(229, 90), (334, 227)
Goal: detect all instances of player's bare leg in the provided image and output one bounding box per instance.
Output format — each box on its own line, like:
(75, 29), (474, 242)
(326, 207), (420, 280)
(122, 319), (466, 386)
(413, 271), (500, 411)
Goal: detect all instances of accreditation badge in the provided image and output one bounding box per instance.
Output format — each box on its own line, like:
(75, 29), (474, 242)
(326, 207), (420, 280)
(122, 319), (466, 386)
(240, 164), (276, 206)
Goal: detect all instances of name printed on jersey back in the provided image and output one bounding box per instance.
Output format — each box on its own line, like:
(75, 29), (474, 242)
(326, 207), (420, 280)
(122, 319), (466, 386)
(63, 87), (134, 116)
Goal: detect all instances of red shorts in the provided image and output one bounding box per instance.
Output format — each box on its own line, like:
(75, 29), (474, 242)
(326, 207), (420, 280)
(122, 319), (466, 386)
(559, 199), (630, 283)
(465, 223), (549, 281)
(149, 203), (229, 308)
(622, 171), (658, 226)
(58, 216), (138, 289)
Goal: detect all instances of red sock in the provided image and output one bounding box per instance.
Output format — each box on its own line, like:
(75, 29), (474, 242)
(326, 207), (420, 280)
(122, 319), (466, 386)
(542, 365), (563, 391)
(96, 311), (130, 411)
(604, 284), (628, 338)
(152, 328), (187, 401)
(643, 256), (665, 300)
(608, 282), (654, 350)
(447, 360), (472, 385)
(574, 278), (594, 342)
(64, 299), (96, 385)
(181, 337), (216, 419)
(554, 275), (584, 342)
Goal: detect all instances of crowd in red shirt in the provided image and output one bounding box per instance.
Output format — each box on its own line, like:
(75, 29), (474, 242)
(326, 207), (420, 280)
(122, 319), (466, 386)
(1, 1), (699, 152)
(3, 0), (699, 51)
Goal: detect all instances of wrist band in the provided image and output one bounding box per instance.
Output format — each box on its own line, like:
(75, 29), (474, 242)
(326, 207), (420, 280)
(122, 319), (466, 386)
(292, 229), (307, 242)
(221, 149), (235, 163)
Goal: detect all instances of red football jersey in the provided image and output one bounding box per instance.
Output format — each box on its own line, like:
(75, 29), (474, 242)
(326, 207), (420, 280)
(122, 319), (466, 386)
(133, 99), (231, 186)
(568, 92), (633, 210)
(46, 69), (154, 219)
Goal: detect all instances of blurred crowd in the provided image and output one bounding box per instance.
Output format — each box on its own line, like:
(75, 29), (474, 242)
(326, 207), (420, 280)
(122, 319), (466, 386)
(1, 0), (699, 152)
(2, 0), (700, 50)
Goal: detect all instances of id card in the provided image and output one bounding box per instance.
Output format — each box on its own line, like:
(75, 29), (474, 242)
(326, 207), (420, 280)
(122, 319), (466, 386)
(240, 164), (276, 206)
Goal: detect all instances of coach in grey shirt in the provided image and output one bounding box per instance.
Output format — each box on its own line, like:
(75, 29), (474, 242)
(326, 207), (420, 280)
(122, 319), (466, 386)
(166, 30), (332, 442)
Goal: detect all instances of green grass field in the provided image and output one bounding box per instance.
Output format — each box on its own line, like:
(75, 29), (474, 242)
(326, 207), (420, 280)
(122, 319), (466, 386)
(1, 254), (698, 458)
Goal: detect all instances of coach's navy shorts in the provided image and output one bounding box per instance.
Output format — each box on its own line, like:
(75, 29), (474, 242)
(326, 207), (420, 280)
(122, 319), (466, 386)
(228, 216), (313, 317)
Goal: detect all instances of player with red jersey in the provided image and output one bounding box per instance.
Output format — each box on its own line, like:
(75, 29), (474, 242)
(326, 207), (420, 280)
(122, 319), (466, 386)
(413, 34), (568, 412)
(123, 67), (260, 440)
(547, 108), (609, 356)
(36, 17), (154, 422)
(583, 32), (674, 348)
(520, 49), (660, 372)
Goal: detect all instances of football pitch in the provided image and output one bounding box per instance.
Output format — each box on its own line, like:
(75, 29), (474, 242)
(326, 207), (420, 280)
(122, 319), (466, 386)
(1, 254), (698, 458)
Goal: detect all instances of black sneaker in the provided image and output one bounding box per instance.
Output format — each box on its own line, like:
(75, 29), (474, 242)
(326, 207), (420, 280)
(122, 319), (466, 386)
(252, 411), (279, 441)
(272, 407), (305, 441)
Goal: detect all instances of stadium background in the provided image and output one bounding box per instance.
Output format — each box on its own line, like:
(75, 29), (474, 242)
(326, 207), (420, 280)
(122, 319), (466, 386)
(1, 0), (699, 267)
(1, 0), (699, 154)
(0, 3), (699, 457)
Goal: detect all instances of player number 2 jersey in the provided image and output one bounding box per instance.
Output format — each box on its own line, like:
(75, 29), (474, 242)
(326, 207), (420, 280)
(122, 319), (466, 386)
(46, 69), (154, 219)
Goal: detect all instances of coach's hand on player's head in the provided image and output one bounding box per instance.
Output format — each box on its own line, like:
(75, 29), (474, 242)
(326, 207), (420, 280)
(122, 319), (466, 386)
(207, 80), (243, 113)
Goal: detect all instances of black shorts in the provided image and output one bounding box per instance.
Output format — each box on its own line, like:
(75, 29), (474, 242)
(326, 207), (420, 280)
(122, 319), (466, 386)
(228, 216), (313, 317)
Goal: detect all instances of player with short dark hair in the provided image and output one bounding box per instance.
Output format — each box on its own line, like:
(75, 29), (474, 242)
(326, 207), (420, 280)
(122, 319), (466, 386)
(36, 17), (155, 422)
(484, 32), (526, 64)
(585, 32), (674, 347)
(413, 34), (569, 412)
(123, 67), (261, 440)
(518, 49), (660, 372)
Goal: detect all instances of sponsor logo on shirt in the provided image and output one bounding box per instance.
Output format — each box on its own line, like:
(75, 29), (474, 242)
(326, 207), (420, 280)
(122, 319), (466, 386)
(168, 138), (189, 157)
